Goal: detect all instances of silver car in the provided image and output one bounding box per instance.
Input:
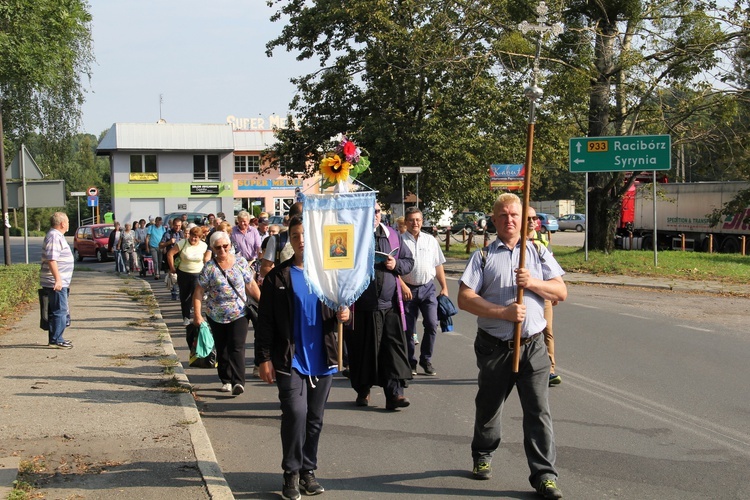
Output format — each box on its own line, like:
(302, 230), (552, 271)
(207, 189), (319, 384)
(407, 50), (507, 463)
(557, 213), (586, 232)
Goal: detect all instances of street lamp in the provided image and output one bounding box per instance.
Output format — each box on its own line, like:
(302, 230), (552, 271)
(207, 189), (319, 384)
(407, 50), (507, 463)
(511, 1), (564, 372)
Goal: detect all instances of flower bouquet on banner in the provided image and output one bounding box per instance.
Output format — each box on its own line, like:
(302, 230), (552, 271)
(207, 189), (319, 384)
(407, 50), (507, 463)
(302, 134), (376, 369)
(319, 134), (371, 193)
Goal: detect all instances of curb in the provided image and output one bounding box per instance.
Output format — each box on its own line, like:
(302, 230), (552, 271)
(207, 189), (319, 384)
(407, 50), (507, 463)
(141, 280), (235, 500)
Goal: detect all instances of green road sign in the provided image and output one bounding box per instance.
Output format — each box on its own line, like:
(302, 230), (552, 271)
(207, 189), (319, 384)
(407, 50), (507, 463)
(569, 135), (671, 173)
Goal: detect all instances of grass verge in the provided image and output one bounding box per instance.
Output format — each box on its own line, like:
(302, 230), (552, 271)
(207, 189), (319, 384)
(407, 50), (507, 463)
(0, 264), (39, 330)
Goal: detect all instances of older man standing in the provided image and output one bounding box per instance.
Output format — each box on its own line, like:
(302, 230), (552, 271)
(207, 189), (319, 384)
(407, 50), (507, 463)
(458, 193), (567, 499)
(401, 206), (448, 376)
(231, 210), (262, 264)
(41, 212), (75, 349)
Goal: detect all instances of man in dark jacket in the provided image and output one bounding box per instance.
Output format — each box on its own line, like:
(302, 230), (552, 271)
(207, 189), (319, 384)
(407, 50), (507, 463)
(256, 215), (350, 500)
(346, 202), (414, 410)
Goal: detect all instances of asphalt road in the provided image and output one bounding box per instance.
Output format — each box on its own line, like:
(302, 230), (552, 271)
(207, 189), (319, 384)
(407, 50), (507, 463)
(16, 233), (749, 499)
(149, 275), (748, 500)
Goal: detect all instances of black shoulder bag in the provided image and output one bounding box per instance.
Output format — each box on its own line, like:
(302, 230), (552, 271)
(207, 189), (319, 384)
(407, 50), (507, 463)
(214, 257), (259, 325)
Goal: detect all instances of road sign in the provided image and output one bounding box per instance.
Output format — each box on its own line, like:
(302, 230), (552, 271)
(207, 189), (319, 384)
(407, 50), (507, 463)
(87, 186), (99, 196)
(70, 191), (86, 197)
(569, 135), (671, 173)
(490, 164), (524, 178)
(399, 166), (422, 174)
(87, 196), (98, 207)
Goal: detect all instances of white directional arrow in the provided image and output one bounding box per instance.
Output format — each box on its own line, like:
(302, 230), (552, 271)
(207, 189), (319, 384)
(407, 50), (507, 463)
(576, 142), (582, 153)
(573, 158), (585, 164)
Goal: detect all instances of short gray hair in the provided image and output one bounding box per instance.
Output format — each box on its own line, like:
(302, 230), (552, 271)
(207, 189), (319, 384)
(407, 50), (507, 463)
(210, 230), (231, 248)
(236, 210), (251, 221)
(50, 212), (68, 228)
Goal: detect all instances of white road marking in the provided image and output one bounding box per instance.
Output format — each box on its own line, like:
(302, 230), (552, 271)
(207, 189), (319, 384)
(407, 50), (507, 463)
(559, 370), (750, 457)
(571, 302), (599, 309)
(676, 324), (713, 332)
(619, 312), (652, 320)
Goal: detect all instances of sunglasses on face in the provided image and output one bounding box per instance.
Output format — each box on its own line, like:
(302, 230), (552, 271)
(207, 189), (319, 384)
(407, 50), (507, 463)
(214, 244), (231, 251)
(374, 209), (381, 214)
(528, 216), (539, 221)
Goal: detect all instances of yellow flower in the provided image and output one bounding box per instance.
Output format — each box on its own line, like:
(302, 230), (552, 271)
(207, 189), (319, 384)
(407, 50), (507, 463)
(320, 154), (350, 184)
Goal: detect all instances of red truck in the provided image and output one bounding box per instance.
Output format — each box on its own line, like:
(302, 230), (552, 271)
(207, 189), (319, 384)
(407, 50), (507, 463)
(617, 181), (750, 253)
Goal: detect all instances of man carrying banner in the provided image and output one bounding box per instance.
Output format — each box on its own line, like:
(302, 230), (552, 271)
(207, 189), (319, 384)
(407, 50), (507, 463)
(347, 202), (414, 410)
(457, 193), (567, 499)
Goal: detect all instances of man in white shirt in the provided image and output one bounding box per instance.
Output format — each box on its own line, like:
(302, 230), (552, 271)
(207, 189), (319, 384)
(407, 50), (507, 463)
(400, 206), (448, 376)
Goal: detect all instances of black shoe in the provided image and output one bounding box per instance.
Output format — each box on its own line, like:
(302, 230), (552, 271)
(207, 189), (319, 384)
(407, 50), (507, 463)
(536, 478), (563, 499)
(282, 471), (300, 500)
(472, 460), (491, 480)
(385, 395), (410, 411)
(419, 360), (437, 376)
(299, 470), (324, 495)
(355, 390), (370, 407)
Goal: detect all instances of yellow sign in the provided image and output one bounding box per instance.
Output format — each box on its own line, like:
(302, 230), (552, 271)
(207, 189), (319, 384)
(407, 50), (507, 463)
(587, 140), (609, 152)
(490, 179), (524, 190)
(322, 224), (354, 270)
(130, 172), (158, 181)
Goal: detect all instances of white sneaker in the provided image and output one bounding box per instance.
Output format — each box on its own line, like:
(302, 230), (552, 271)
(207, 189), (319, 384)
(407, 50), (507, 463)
(232, 384), (245, 396)
(183, 317), (191, 326)
(220, 383), (232, 392)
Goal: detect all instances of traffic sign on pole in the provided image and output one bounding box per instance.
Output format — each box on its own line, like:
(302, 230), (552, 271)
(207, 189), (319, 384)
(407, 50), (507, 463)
(569, 135), (671, 173)
(87, 186), (98, 197)
(399, 166), (423, 174)
(87, 196), (98, 207)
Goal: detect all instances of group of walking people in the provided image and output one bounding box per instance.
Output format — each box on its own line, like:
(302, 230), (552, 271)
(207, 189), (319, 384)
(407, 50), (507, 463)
(42, 192), (568, 500)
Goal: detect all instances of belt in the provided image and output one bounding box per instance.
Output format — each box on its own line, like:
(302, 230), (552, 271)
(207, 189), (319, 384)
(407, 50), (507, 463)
(477, 328), (542, 350)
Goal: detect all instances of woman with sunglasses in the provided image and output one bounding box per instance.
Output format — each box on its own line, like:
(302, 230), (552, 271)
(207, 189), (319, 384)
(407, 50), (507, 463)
(193, 231), (261, 395)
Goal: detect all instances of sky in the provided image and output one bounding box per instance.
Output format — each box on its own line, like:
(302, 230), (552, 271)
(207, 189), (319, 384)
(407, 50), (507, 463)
(80, 1), (316, 136)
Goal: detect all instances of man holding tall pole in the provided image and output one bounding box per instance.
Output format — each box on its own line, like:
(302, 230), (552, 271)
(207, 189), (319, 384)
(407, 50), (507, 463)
(458, 193), (567, 499)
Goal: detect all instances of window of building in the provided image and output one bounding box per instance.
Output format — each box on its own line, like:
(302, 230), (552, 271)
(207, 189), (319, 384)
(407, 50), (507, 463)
(234, 155), (261, 173)
(129, 154), (158, 181)
(130, 154), (157, 173)
(193, 155), (220, 181)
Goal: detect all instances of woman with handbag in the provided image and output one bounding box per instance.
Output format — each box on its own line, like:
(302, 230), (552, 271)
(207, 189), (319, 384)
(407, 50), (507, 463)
(167, 225), (210, 326)
(193, 231), (261, 395)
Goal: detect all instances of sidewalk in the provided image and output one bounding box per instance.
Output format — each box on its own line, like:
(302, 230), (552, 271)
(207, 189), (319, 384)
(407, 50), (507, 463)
(0, 271), (232, 500)
(1, 265), (748, 499)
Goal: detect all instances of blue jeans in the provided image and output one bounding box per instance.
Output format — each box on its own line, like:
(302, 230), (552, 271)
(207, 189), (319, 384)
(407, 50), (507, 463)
(277, 370), (333, 473)
(46, 287), (70, 344)
(471, 330), (558, 487)
(404, 282), (439, 366)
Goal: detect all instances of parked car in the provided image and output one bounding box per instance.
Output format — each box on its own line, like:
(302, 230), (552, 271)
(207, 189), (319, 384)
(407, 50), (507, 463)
(450, 211), (486, 234)
(163, 212), (209, 227)
(73, 224), (115, 262)
(557, 213), (586, 232)
(536, 213), (559, 234)
(267, 215), (285, 225)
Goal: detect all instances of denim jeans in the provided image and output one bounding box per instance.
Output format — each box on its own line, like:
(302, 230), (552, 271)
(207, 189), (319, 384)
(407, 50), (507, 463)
(46, 287), (70, 344)
(404, 281), (439, 365)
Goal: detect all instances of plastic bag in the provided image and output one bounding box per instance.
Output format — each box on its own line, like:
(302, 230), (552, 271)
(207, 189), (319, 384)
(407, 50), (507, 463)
(38, 288), (49, 330)
(196, 321), (215, 358)
(186, 322), (217, 368)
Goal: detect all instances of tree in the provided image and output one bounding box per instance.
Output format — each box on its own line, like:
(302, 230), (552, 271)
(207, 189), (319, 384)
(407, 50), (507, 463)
(0, 0), (94, 260)
(0, 0), (93, 145)
(264, 0), (557, 217)
(555, 0), (745, 251)
(266, 0), (745, 249)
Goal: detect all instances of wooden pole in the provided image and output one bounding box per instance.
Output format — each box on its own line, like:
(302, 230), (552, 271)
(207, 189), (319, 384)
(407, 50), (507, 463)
(337, 321), (344, 371)
(512, 120), (536, 373)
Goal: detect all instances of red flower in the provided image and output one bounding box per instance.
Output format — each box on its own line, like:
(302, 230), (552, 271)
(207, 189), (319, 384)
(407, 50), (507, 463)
(343, 140), (356, 157)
